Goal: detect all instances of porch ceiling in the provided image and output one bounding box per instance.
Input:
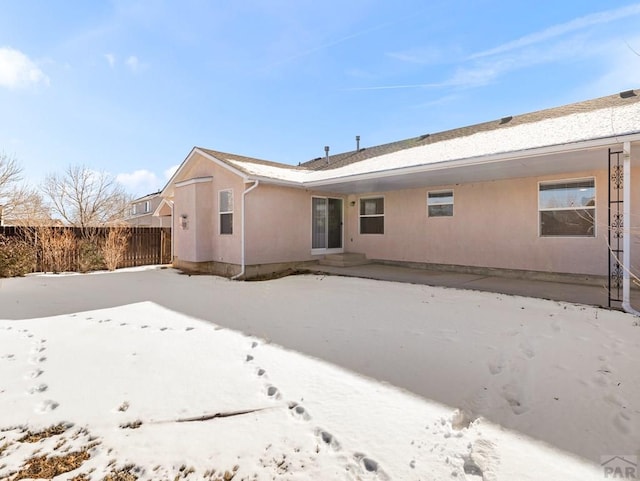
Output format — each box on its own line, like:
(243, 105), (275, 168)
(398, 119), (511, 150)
(306, 143), (640, 194)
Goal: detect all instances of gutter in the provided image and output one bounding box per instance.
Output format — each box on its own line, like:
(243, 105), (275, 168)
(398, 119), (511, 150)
(621, 141), (640, 316)
(170, 201), (175, 261)
(232, 180), (260, 280)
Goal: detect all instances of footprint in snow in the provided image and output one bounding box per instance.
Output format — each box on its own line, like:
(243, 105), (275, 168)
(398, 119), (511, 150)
(352, 453), (389, 480)
(246, 354), (254, 362)
(256, 367), (266, 377)
(251, 341), (258, 348)
(501, 381), (529, 415)
(1, 354), (15, 361)
(185, 327), (195, 331)
(29, 355), (47, 365)
(35, 399), (59, 413)
(265, 385), (281, 400)
(613, 410), (633, 434)
(25, 369), (43, 380)
(519, 339), (535, 359)
(27, 384), (48, 394)
(315, 428), (341, 451)
(288, 402), (311, 421)
(487, 354), (505, 375)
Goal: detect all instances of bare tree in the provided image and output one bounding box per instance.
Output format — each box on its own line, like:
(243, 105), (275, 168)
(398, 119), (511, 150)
(41, 165), (131, 236)
(1, 185), (50, 226)
(0, 152), (21, 192)
(0, 152), (23, 225)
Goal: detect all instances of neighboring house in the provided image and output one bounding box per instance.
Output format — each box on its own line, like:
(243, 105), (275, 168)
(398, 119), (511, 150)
(160, 89), (640, 303)
(126, 192), (170, 227)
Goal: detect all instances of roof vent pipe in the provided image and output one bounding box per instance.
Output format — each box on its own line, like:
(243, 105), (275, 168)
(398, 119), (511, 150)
(324, 146), (330, 164)
(356, 135), (360, 151)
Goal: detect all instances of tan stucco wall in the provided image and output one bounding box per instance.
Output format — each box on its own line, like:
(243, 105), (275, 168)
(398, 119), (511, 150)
(172, 153), (244, 265)
(344, 168), (640, 277)
(244, 184), (345, 265)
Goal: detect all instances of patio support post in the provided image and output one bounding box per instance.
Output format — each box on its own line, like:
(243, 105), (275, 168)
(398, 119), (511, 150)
(622, 141), (640, 315)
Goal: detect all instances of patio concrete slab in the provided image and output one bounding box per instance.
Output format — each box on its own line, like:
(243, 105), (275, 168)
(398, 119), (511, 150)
(310, 263), (628, 308)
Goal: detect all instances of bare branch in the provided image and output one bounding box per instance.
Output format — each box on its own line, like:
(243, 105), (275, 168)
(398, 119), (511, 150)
(0, 152), (23, 202)
(41, 165), (132, 237)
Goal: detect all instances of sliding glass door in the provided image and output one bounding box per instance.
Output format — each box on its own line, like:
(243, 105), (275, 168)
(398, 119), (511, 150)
(312, 197), (343, 250)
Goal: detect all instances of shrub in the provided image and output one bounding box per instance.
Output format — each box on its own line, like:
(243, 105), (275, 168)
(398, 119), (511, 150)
(0, 235), (36, 277)
(78, 240), (105, 273)
(36, 227), (77, 273)
(102, 225), (131, 271)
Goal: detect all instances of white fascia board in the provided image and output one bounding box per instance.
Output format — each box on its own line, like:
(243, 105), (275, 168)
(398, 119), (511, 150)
(152, 198), (173, 217)
(160, 147), (250, 198)
(175, 176), (213, 188)
(159, 147), (199, 198)
(195, 149), (250, 180)
(303, 133), (640, 189)
(243, 174), (306, 188)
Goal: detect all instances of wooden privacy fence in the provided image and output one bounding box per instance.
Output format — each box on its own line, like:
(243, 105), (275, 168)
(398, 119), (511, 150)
(120, 227), (172, 268)
(0, 226), (171, 271)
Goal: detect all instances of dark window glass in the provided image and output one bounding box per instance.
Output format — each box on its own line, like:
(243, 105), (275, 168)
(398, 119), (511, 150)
(428, 204), (453, 217)
(220, 213), (233, 235)
(360, 198), (384, 216)
(540, 210), (594, 236)
(360, 216), (384, 234)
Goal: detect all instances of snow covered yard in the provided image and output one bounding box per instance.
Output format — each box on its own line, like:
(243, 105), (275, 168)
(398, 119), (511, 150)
(0, 273), (638, 480)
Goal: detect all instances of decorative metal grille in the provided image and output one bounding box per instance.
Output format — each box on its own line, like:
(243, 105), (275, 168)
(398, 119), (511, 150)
(611, 213), (623, 239)
(611, 165), (623, 190)
(608, 149), (624, 308)
(610, 264), (624, 289)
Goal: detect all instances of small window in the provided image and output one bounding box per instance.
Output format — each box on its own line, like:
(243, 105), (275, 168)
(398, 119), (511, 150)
(143, 201), (150, 213)
(428, 191), (453, 217)
(219, 190), (233, 235)
(539, 179), (595, 236)
(131, 204), (137, 215)
(360, 197), (384, 234)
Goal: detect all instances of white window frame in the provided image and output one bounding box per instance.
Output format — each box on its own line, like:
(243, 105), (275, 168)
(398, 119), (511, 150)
(359, 196), (384, 235)
(143, 200), (150, 213)
(131, 204), (137, 216)
(538, 177), (596, 238)
(219, 189), (233, 235)
(427, 190), (454, 217)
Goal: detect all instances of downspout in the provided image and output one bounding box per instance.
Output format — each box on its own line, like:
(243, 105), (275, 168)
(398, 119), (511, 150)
(232, 180), (260, 280)
(621, 141), (640, 316)
(170, 201), (175, 261)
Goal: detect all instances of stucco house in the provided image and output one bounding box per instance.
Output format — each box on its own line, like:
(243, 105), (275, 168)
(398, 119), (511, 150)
(126, 192), (170, 227)
(160, 89), (640, 307)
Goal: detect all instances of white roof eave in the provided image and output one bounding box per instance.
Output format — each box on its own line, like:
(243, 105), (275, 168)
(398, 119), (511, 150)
(300, 133), (640, 193)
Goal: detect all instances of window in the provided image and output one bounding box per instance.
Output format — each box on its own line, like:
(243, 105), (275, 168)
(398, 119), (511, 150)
(360, 197), (384, 234)
(428, 190), (454, 217)
(143, 201), (150, 213)
(539, 179), (595, 237)
(131, 204), (137, 216)
(219, 190), (233, 235)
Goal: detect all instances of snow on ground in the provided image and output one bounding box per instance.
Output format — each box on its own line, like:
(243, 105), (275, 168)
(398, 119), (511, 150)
(0, 274), (638, 480)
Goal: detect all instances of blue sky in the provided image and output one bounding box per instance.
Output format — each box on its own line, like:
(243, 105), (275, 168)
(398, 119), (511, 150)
(1, 1), (639, 197)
